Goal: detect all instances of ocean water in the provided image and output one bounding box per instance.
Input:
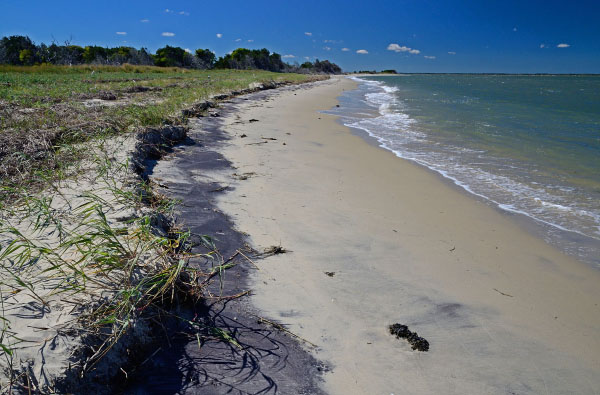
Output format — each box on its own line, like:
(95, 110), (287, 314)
(326, 75), (600, 267)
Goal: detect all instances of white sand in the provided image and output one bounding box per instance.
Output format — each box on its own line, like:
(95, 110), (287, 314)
(209, 77), (600, 394)
(0, 136), (140, 389)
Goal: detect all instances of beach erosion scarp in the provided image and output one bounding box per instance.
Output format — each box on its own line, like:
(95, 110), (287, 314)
(204, 76), (600, 394)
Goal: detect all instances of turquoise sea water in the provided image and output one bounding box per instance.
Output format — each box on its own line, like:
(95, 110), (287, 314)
(327, 75), (600, 266)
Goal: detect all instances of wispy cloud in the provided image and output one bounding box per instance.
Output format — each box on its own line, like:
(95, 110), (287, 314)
(513, 27), (518, 32)
(304, 32), (312, 36)
(165, 9), (189, 16)
(216, 33), (223, 38)
(162, 32), (175, 37)
(387, 43), (420, 54)
(247, 39), (254, 42)
(356, 49), (368, 54)
(323, 46), (331, 51)
(448, 51), (456, 55)
(116, 32), (127, 35)
(424, 55), (436, 59)
(282, 54), (295, 58)
(341, 47), (350, 52)
(557, 43), (570, 48)
(235, 38), (241, 42)
(540, 44), (546, 48)
(140, 19), (150, 23)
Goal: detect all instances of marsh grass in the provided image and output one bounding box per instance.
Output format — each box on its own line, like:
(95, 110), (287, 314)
(0, 65), (320, 202)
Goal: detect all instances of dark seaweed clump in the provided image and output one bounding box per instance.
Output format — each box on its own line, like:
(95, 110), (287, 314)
(389, 323), (429, 352)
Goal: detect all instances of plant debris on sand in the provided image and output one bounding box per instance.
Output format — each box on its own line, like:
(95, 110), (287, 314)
(389, 323), (430, 351)
(262, 245), (289, 256)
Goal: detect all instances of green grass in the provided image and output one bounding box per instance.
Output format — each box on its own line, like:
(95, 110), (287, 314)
(0, 65), (320, 201)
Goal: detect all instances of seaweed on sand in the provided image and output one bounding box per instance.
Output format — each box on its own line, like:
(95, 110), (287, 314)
(389, 323), (429, 352)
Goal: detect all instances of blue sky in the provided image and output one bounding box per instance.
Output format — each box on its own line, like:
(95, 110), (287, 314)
(1, 0), (599, 73)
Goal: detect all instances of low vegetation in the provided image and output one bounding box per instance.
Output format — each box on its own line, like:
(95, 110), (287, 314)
(0, 65), (318, 200)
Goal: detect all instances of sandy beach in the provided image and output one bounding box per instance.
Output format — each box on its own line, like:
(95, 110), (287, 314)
(206, 76), (600, 394)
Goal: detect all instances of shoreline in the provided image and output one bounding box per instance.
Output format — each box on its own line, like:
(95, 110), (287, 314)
(334, 75), (600, 269)
(342, 117), (600, 269)
(210, 76), (600, 393)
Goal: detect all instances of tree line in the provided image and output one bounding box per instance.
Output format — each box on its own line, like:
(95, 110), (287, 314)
(0, 35), (342, 73)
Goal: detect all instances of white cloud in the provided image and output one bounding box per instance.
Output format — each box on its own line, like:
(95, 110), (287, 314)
(282, 54), (295, 58)
(166, 9), (189, 16)
(513, 27), (517, 32)
(304, 32), (312, 36)
(247, 39), (254, 42)
(304, 56), (310, 60)
(448, 51), (456, 55)
(540, 44), (546, 48)
(140, 19), (150, 23)
(116, 32), (127, 35)
(216, 33), (223, 38)
(388, 43), (409, 52)
(424, 55), (436, 59)
(356, 49), (368, 54)
(235, 38), (242, 42)
(387, 43), (420, 55)
(557, 43), (570, 48)
(162, 32), (175, 37)
(341, 47), (350, 51)
(323, 46), (331, 51)
(185, 48), (192, 53)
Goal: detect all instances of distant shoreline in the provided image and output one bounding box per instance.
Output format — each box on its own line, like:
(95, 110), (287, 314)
(349, 72), (600, 76)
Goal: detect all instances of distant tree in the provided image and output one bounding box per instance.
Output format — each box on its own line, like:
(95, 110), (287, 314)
(297, 59), (342, 74)
(127, 47), (154, 65)
(312, 59), (341, 74)
(19, 49), (34, 64)
(154, 45), (187, 67)
(63, 45), (84, 65)
(83, 46), (108, 63)
(0, 35), (36, 65)
(195, 48), (216, 69)
(215, 48), (286, 72)
(0, 35), (341, 72)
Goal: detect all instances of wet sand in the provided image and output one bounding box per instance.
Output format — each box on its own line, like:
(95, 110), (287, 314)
(210, 77), (600, 394)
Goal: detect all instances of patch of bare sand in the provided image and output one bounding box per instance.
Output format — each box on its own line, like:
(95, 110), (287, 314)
(211, 77), (600, 394)
(0, 136), (146, 390)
